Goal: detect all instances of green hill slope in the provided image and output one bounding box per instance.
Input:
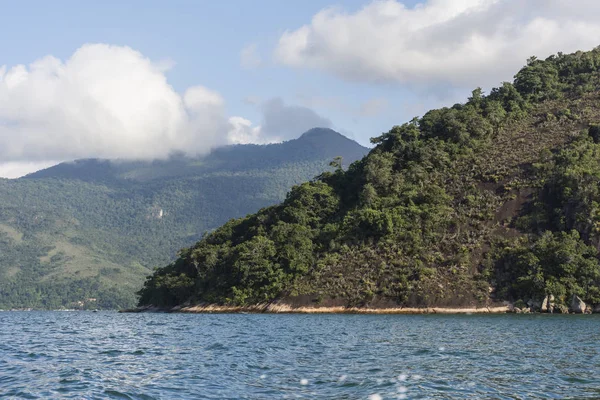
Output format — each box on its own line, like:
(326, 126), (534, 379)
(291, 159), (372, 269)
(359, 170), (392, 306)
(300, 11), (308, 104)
(0, 129), (368, 309)
(138, 48), (600, 312)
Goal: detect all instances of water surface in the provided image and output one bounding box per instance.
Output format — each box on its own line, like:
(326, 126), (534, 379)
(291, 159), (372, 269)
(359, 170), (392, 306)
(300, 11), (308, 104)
(1, 312), (598, 399)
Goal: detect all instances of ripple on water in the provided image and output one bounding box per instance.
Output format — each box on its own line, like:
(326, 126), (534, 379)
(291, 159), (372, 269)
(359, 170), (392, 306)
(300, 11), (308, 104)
(100, 350), (124, 356)
(1, 312), (600, 398)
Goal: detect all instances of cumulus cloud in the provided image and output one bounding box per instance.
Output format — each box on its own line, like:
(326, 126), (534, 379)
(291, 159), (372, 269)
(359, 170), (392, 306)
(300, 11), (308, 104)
(227, 97), (332, 144)
(0, 44), (335, 177)
(0, 161), (60, 179)
(240, 43), (262, 69)
(275, 0), (600, 88)
(228, 116), (264, 144)
(0, 43), (231, 167)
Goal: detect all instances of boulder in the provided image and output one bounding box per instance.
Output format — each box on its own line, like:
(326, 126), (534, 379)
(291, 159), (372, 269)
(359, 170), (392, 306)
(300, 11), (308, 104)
(541, 296), (549, 312)
(593, 304), (600, 314)
(526, 299), (533, 308)
(570, 295), (586, 314)
(541, 295), (556, 313)
(526, 298), (541, 311)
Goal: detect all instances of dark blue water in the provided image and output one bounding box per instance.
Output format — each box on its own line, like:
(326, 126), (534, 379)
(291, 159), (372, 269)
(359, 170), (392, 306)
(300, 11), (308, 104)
(1, 312), (599, 399)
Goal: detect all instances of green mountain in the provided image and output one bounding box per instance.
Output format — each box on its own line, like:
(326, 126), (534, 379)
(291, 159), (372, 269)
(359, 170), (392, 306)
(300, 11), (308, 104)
(0, 128), (368, 309)
(138, 48), (600, 312)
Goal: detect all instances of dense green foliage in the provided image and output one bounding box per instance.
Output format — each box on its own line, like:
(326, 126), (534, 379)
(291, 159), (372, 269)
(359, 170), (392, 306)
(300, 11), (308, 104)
(490, 231), (600, 305)
(139, 48), (600, 309)
(0, 129), (368, 309)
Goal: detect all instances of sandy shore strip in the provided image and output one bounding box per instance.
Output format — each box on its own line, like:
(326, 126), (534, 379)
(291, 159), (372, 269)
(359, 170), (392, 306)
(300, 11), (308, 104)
(170, 303), (511, 314)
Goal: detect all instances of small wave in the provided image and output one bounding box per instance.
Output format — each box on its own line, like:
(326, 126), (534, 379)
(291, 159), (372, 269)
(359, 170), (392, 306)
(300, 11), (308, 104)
(205, 343), (227, 351)
(2, 312), (599, 399)
(99, 349), (124, 356)
(103, 389), (134, 399)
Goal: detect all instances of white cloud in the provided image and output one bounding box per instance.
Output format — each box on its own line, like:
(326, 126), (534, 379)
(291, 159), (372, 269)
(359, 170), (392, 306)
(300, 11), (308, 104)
(184, 86), (224, 109)
(0, 161), (60, 179)
(275, 0), (600, 88)
(0, 43), (230, 165)
(0, 43), (336, 177)
(240, 43), (262, 69)
(227, 97), (332, 144)
(228, 116), (265, 145)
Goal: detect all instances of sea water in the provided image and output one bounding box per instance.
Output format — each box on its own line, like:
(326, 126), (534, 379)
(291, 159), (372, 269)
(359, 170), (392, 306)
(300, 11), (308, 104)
(1, 312), (598, 399)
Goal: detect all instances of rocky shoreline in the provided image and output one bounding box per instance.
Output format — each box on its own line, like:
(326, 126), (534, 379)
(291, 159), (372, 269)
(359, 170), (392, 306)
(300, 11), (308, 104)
(121, 294), (600, 314)
(510, 294), (599, 314)
(121, 303), (514, 314)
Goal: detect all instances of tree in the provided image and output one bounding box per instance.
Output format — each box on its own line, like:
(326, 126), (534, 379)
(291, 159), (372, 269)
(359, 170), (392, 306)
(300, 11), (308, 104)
(329, 156), (343, 171)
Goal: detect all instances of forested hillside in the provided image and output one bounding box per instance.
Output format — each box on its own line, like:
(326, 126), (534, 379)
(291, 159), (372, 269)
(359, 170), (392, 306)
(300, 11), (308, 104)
(0, 129), (368, 309)
(138, 48), (600, 312)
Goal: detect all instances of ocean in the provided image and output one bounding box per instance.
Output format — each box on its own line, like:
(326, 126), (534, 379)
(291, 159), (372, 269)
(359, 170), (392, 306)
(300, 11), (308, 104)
(1, 311), (598, 399)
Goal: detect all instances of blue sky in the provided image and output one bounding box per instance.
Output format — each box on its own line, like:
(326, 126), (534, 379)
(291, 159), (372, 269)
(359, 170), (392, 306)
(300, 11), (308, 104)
(0, 0), (598, 177)
(0, 0), (413, 145)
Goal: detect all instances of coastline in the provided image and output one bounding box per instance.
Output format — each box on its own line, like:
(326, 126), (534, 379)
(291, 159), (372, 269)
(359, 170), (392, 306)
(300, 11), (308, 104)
(121, 303), (512, 314)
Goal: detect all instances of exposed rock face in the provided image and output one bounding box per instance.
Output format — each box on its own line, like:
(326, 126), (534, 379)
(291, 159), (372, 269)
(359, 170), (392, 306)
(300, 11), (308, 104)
(570, 295), (586, 314)
(541, 296), (549, 312)
(541, 295), (555, 313)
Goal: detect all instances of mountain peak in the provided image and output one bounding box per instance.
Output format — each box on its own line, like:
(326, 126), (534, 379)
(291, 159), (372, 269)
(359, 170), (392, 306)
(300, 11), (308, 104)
(292, 128), (367, 160)
(24, 128), (368, 182)
(298, 127), (345, 140)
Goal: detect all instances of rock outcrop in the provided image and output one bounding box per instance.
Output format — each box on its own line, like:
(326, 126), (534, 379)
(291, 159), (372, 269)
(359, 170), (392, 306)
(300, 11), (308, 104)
(541, 297), (549, 312)
(541, 295), (555, 313)
(570, 295), (587, 314)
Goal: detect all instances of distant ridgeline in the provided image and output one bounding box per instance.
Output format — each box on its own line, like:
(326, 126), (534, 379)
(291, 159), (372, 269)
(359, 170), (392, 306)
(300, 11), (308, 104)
(139, 48), (600, 312)
(0, 129), (368, 309)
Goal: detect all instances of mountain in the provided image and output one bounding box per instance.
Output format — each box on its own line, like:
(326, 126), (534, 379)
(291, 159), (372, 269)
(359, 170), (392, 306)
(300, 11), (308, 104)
(0, 129), (369, 309)
(138, 48), (600, 313)
(26, 128), (366, 183)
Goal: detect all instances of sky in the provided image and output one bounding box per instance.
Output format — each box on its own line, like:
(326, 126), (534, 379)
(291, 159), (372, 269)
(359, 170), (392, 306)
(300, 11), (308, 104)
(1, 0), (600, 178)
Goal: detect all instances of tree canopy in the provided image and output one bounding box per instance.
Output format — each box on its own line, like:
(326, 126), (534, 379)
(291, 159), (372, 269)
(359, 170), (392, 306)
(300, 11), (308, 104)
(138, 48), (600, 309)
